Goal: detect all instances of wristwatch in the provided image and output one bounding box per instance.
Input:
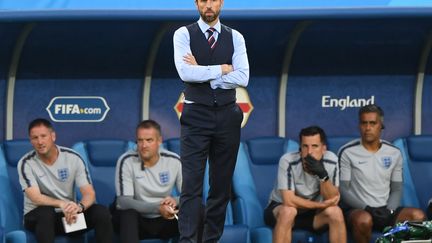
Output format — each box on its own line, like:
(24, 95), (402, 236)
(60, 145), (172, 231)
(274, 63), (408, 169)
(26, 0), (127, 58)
(319, 176), (329, 183)
(78, 202), (85, 212)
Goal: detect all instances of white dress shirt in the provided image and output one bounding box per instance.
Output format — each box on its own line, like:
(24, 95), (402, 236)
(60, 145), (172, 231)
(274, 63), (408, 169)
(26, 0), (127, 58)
(173, 18), (249, 90)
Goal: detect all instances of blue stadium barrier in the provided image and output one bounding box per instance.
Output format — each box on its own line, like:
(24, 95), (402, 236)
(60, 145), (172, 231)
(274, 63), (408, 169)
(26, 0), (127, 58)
(2, 0), (432, 10)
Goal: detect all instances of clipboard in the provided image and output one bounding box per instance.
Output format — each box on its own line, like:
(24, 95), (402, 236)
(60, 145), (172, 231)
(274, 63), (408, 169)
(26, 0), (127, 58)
(61, 213), (87, 233)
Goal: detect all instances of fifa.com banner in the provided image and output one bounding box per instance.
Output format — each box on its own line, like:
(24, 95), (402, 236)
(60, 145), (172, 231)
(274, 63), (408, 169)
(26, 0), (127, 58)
(46, 96), (110, 122)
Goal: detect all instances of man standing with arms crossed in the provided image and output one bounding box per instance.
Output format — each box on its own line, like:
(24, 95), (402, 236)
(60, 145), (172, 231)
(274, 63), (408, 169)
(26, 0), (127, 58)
(173, 0), (249, 242)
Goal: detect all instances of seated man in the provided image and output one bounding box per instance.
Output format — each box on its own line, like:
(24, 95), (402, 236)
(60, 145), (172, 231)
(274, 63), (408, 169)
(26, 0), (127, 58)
(113, 120), (182, 242)
(264, 126), (346, 243)
(18, 118), (113, 243)
(339, 104), (426, 243)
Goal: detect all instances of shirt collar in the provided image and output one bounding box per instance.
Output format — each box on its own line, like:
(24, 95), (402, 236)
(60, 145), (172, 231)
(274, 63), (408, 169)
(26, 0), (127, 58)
(139, 150), (161, 170)
(197, 18), (221, 34)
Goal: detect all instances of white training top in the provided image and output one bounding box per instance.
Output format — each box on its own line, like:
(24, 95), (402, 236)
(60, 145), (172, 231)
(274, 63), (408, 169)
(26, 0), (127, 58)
(18, 145), (91, 215)
(268, 151), (339, 205)
(115, 148), (182, 218)
(339, 139), (403, 207)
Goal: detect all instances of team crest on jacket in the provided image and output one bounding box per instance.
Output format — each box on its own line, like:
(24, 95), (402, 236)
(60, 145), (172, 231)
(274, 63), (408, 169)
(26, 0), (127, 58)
(58, 168), (69, 182)
(159, 171), (169, 185)
(381, 156), (392, 169)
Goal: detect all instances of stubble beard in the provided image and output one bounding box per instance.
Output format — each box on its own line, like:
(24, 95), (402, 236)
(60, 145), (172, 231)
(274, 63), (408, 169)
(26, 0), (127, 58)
(200, 9), (220, 24)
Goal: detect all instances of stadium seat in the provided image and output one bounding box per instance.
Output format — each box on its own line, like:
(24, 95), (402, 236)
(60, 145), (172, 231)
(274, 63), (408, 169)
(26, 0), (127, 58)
(164, 138), (181, 155)
(233, 137), (327, 243)
(0, 140), (85, 243)
(326, 136), (357, 155)
(164, 138), (250, 243)
(393, 136), (432, 211)
(72, 139), (136, 207)
(392, 138), (420, 208)
(72, 139), (173, 243)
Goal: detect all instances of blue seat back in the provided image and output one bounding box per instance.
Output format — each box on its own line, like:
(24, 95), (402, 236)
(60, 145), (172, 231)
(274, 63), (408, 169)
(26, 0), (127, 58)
(72, 140), (135, 207)
(232, 142), (263, 228)
(202, 161), (234, 225)
(233, 137), (298, 228)
(394, 136), (432, 211)
(326, 136), (357, 155)
(165, 138), (181, 155)
(0, 140), (33, 232)
(393, 138), (420, 208)
(245, 137), (299, 209)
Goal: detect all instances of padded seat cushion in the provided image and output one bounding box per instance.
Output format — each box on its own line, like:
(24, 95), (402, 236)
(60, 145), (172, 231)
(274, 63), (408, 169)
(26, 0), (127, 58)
(165, 138), (181, 155)
(3, 140), (33, 166)
(404, 136), (432, 210)
(246, 137), (286, 165)
(86, 140), (130, 167)
(406, 136), (432, 161)
(326, 136), (357, 154)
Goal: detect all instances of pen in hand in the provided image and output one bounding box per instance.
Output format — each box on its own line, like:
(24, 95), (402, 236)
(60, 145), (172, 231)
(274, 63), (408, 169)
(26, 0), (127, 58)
(169, 206), (179, 220)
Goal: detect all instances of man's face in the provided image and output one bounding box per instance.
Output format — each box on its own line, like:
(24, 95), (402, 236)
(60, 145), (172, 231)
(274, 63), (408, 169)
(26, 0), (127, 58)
(359, 112), (383, 144)
(195, 0), (223, 24)
(300, 134), (326, 161)
(29, 125), (56, 157)
(136, 127), (161, 162)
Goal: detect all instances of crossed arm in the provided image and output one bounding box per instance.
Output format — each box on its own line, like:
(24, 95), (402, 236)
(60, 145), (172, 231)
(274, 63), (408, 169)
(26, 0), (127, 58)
(173, 26), (249, 89)
(281, 179), (340, 210)
(116, 195), (179, 219)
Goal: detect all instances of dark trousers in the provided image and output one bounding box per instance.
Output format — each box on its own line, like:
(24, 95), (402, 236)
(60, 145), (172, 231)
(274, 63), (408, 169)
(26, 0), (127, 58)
(24, 204), (113, 243)
(112, 209), (179, 243)
(178, 102), (243, 243)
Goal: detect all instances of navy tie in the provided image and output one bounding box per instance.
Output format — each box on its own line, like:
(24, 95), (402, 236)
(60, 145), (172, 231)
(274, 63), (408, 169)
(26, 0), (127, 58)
(207, 27), (216, 49)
